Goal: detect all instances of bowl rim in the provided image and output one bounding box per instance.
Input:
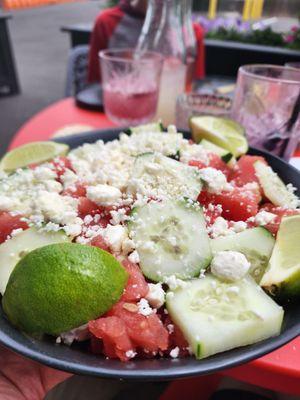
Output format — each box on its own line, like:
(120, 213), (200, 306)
(1, 127), (300, 381)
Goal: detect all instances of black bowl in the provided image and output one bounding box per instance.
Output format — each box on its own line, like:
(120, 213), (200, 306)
(1, 128), (300, 381)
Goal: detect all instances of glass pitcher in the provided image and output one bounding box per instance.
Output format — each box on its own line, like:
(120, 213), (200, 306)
(136, 0), (188, 126)
(182, 0), (197, 92)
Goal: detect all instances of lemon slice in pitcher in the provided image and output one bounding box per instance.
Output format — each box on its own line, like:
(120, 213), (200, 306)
(190, 116), (248, 158)
(0, 141), (69, 172)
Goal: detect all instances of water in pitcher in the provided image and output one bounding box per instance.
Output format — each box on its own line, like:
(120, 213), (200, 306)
(156, 58), (187, 126)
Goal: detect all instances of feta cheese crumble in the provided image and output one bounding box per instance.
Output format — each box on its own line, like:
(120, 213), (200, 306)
(198, 167), (233, 194)
(169, 346), (180, 358)
(164, 275), (189, 290)
(254, 210), (276, 226)
(128, 250), (140, 264)
(137, 298), (153, 316)
(146, 283), (165, 309)
(104, 225), (128, 254)
(86, 184), (122, 206)
(125, 350), (137, 359)
(211, 251), (251, 282)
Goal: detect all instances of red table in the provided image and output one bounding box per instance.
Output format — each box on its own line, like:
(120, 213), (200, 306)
(11, 98), (300, 397)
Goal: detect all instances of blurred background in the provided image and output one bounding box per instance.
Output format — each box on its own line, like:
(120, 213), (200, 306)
(0, 0), (300, 149)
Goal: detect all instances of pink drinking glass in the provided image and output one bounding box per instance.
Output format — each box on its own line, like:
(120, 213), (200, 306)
(231, 65), (300, 160)
(99, 49), (163, 126)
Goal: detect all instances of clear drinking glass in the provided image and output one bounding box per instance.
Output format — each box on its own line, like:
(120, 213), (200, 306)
(176, 93), (232, 130)
(99, 49), (163, 126)
(231, 65), (300, 160)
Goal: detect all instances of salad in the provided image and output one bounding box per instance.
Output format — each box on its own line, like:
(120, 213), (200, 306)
(0, 119), (300, 363)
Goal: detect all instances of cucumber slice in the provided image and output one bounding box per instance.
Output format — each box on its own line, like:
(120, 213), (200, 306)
(260, 215), (300, 299)
(129, 152), (202, 201)
(0, 227), (71, 295)
(254, 161), (299, 209)
(124, 122), (164, 135)
(128, 200), (212, 282)
(166, 274), (284, 359)
(211, 227), (275, 283)
(200, 139), (236, 167)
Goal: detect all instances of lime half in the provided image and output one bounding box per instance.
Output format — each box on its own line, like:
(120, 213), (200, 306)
(260, 215), (300, 299)
(2, 243), (128, 336)
(0, 141), (69, 172)
(190, 116), (248, 158)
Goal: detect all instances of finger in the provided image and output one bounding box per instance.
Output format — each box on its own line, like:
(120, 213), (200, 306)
(39, 365), (72, 394)
(0, 346), (45, 399)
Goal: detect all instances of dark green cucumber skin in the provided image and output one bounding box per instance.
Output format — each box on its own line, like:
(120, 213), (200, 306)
(264, 268), (300, 303)
(221, 153), (233, 164)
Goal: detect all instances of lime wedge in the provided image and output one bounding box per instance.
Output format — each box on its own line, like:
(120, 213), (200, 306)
(260, 215), (300, 299)
(190, 116), (248, 158)
(0, 141), (69, 172)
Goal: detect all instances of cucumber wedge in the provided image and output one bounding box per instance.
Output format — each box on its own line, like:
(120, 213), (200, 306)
(261, 215), (300, 299)
(124, 122), (164, 135)
(128, 152), (202, 201)
(0, 227), (71, 295)
(254, 161), (299, 209)
(200, 139), (236, 167)
(128, 200), (212, 282)
(210, 227), (275, 283)
(166, 274), (284, 359)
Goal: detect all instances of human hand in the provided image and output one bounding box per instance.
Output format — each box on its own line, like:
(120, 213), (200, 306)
(0, 346), (71, 400)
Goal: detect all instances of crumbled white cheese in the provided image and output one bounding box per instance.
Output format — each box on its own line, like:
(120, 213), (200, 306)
(125, 350), (137, 359)
(208, 217), (247, 238)
(128, 250), (140, 264)
(60, 169), (79, 189)
(33, 165), (57, 181)
(42, 221), (61, 232)
(211, 251), (251, 282)
(127, 153), (201, 201)
(104, 224), (128, 254)
(137, 298), (153, 316)
(34, 191), (78, 226)
(169, 347), (180, 358)
(86, 184), (122, 206)
(146, 283), (165, 309)
(164, 275), (189, 291)
(64, 222), (82, 237)
(180, 143), (209, 165)
(83, 215), (93, 225)
(231, 221), (248, 233)
(110, 208), (128, 225)
(209, 217), (230, 238)
(254, 210), (276, 226)
(43, 180), (62, 193)
(199, 167), (233, 194)
(59, 323), (89, 346)
(122, 238), (135, 255)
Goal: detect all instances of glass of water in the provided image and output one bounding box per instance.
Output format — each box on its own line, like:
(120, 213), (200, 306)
(231, 65), (300, 160)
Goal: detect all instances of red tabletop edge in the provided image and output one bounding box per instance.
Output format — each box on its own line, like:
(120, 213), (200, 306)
(9, 98), (115, 150)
